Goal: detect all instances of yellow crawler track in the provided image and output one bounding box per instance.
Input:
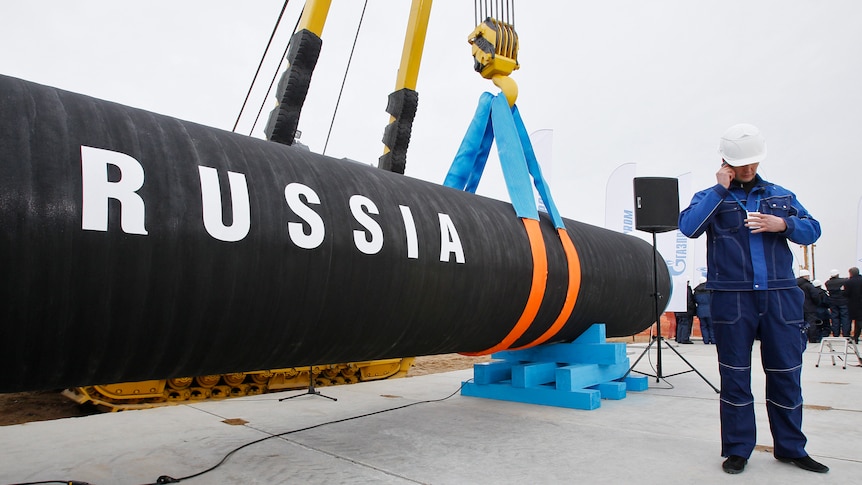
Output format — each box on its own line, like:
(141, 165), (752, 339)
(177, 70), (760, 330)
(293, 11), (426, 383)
(62, 358), (414, 412)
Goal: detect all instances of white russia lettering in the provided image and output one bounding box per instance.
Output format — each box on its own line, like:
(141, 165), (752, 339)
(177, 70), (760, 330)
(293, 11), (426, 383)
(349, 194), (383, 255)
(81, 146), (148, 235)
(199, 166), (250, 242)
(80, 146), (465, 263)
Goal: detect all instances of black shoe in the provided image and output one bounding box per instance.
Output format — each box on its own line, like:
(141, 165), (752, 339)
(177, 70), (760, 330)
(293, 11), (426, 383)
(722, 455), (747, 474)
(775, 455), (829, 473)
(681, 341), (693, 344)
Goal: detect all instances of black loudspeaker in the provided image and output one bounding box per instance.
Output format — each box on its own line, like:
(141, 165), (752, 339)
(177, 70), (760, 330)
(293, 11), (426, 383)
(633, 177), (680, 233)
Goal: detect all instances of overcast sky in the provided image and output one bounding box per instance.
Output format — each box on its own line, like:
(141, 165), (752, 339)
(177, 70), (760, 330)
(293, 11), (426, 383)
(2, 0), (860, 280)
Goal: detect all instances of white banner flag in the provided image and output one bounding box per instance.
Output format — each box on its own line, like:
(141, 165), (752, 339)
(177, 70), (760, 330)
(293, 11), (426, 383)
(604, 163), (637, 234)
(656, 173), (694, 312)
(857, 196), (862, 265)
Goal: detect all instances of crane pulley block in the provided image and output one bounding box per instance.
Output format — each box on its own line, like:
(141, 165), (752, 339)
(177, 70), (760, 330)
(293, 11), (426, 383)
(469, 18), (519, 81)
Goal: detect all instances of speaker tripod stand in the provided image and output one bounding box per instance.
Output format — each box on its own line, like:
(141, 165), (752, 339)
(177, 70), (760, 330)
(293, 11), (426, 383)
(623, 226), (719, 393)
(279, 367), (337, 402)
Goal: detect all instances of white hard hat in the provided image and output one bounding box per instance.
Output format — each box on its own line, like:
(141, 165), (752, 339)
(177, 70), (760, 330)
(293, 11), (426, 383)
(799, 269), (810, 277)
(719, 123), (767, 167)
(812, 279), (822, 287)
(830, 269), (840, 277)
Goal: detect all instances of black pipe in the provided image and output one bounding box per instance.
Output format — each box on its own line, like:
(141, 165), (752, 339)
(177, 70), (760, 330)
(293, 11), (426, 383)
(0, 74), (670, 393)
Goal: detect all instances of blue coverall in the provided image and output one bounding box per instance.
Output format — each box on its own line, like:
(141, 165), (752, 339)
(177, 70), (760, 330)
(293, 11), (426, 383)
(679, 174), (821, 460)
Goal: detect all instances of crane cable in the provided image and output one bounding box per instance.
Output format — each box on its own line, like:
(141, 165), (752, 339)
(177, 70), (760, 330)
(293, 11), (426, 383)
(322, 0), (368, 155)
(475, 0), (515, 26)
(232, 0), (292, 133)
(240, 0), (368, 149)
(246, 10), (301, 138)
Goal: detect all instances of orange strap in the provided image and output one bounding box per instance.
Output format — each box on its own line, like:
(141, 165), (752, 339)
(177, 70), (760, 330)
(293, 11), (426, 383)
(509, 228), (581, 350)
(462, 218), (547, 356)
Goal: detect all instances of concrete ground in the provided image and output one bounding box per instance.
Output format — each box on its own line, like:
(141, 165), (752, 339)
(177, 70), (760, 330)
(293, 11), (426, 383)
(1, 338), (860, 485)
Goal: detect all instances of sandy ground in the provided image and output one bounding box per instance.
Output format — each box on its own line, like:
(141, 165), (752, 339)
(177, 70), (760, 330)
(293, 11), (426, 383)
(0, 354), (493, 426)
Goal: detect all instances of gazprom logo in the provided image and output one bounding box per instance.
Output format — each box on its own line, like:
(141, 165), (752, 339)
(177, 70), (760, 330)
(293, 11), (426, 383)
(665, 230), (688, 276)
(622, 209), (633, 234)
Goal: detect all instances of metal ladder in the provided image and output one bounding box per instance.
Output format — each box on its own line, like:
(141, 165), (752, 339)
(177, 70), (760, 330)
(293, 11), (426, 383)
(815, 337), (862, 369)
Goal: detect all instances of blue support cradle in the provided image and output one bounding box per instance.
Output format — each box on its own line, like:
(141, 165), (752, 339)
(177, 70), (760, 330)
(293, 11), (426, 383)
(461, 324), (648, 410)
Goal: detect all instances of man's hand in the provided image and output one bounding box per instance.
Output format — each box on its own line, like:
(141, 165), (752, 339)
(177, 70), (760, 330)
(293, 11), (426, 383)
(716, 164), (734, 188)
(745, 212), (787, 233)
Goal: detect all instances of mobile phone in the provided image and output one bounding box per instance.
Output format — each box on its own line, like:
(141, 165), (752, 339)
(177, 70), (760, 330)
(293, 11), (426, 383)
(721, 161), (734, 180)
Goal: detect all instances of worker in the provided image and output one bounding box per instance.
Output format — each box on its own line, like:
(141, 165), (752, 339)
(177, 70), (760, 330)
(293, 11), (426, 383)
(796, 269), (825, 343)
(845, 267), (862, 344)
(825, 269), (850, 337)
(679, 123), (828, 475)
(693, 276), (714, 344)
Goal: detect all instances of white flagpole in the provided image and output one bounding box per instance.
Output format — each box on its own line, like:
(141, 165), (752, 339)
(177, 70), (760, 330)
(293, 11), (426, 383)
(857, 196), (862, 265)
(604, 162), (637, 234)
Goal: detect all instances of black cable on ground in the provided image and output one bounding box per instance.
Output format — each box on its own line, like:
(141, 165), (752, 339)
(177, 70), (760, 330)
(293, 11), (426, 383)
(138, 380), (469, 485)
(4, 382), (468, 485)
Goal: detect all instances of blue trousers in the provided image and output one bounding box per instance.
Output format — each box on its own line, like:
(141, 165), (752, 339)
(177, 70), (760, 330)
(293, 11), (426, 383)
(711, 289), (808, 459)
(675, 313), (693, 343)
(829, 303), (850, 337)
(698, 315), (715, 344)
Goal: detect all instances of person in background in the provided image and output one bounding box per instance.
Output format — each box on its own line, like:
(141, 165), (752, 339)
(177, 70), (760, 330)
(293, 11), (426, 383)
(674, 281), (696, 344)
(679, 123), (827, 475)
(844, 267), (862, 344)
(825, 269), (850, 338)
(693, 276), (714, 344)
(811, 279), (831, 340)
(796, 269), (824, 343)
